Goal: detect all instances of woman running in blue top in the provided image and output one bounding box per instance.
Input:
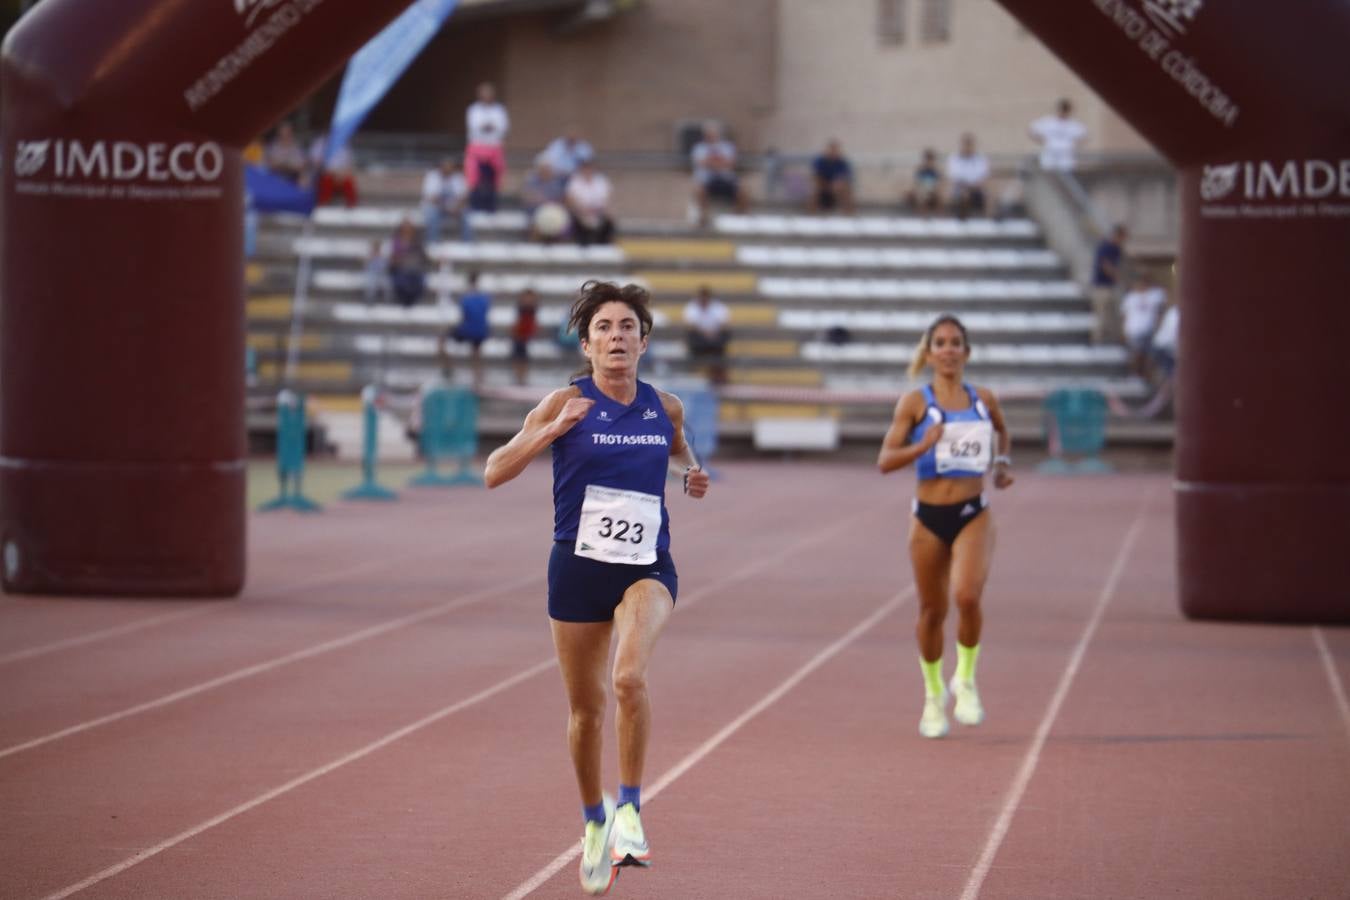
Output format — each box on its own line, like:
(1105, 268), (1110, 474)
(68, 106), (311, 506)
(877, 315), (1013, 738)
(485, 280), (709, 895)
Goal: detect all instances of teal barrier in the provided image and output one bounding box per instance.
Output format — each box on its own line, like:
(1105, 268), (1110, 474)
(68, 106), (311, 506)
(1038, 388), (1113, 474)
(409, 382), (482, 487)
(258, 390), (323, 511)
(342, 385), (399, 501)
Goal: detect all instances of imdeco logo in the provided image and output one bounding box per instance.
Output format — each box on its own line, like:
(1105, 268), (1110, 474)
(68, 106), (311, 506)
(14, 140), (50, 177)
(1203, 160), (1350, 203)
(12, 139), (225, 183)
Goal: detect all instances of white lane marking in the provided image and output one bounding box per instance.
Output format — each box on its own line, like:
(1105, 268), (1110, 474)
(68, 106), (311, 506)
(37, 496), (884, 897)
(0, 570), (542, 761)
(38, 658), (558, 900)
(500, 586), (914, 900)
(958, 491), (1151, 900)
(0, 538), (493, 668)
(0, 606), (218, 666)
(1312, 626), (1350, 746)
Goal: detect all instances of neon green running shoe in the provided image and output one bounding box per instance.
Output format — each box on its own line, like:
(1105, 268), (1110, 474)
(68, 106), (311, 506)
(611, 802), (651, 867)
(949, 675), (985, 726)
(919, 690), (949, 739)
(579, 794), (618, 895)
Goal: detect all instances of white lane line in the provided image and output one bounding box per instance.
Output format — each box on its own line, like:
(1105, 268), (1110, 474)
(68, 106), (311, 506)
(0, 606), (219, 666)
(0, 570), (542, 762)
(0, 538), (491, 668)
(38, 498), (885, 898)
(958, 491), (1152, 900)
(500, 586), (914, 900)
(1312, 626), (1350, 746)
(0, 487), (833, 760)
(39, 657), (559, 900)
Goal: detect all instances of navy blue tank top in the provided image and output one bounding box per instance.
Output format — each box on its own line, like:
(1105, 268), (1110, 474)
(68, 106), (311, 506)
(552, 377), (674, 549)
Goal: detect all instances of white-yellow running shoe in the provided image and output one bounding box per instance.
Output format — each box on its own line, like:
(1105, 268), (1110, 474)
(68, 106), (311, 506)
(949, 675), (985, 726)
(579, 794), (618, 895)
(611, 802), (651, 867)
(919, 691), (949, 739)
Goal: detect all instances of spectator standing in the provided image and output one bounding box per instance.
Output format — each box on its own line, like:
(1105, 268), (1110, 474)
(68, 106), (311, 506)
(443, 271), (492, 386)
(1150, 300), (1179, 380)
(946, 133), (990, 218)
(1028, 98), (1088, 172)
(265, 122), (308, 185)
(309, 135), (358, 208)
(1119, 273), (1166, 377)
(421, 157), (471, 244)
(809, 138), (856, 214)
(387, 218), (428, 308)
(565, 158), (616, 246)
(906, 149), (942, 214)
(363, 239), (389, 304)
(1089, 224), (1128, 344)
(538, 128), (594, 180)
(510, 288), (540, 385)
(464, 82), (509, 191)
(690, 122), (748, 225)
(683, 285), (732, 385)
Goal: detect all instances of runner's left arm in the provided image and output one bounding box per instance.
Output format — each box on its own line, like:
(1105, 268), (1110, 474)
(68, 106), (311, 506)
(978, 387), (1015, 490)
(659, 390), (709, 499)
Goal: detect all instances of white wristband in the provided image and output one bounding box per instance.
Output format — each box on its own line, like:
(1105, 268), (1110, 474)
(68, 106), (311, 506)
(993, 455), (1012, 467)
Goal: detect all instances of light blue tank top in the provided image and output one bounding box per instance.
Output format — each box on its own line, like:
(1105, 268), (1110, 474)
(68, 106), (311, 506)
(912, 383), (991, 481)
(552, 377), (674, 549)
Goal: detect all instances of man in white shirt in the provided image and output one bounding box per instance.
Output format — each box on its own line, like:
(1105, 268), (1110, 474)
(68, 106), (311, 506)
(690, 122), (748, 225)
(1119, 274), (1167, 376)
(683, 285), (732, 384)
(538, 128), (594, 179)
(946, 133), (990, 217)
(1027, 98), (1088, 172)
(564, 158), (615, 245)
(464, 81), (509, 191)
(1150, 302), (1179, 379)
(420, 157), (469, 244)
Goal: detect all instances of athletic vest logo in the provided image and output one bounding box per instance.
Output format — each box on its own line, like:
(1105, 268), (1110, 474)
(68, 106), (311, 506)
(642, 408), (658, 420)
(597, 410), (611, 421)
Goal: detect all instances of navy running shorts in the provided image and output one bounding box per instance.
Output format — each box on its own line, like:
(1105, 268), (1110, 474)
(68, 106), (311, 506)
(547, 541), (678, 623)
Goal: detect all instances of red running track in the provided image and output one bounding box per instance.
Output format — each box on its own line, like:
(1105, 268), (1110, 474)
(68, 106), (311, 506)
(0, 462), (1347, 899)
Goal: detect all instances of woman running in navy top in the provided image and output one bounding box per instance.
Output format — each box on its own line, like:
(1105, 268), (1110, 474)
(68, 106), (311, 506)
(877, 315), (1013, 739)
(485, 280), (709, 894)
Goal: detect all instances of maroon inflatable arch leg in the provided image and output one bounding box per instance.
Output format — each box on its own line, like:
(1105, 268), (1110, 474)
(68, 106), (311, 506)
(0, 0), (416, 596)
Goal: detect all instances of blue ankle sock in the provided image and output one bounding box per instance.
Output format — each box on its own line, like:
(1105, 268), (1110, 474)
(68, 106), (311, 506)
(617, 784), (640, 811)
(583, 801), (607, 826)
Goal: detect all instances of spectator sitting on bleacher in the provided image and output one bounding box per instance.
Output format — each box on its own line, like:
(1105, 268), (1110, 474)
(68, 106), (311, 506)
(1150, 298), (1179, 382)
(421, 157), (470, 245)
(464, 81), (509, 193)
(683, 284), (732, 385)
(690, 121), (749, 226)
(364, 239), (390, 304)
(905, 148), (942, 215)
(442, 270), (492, 387)
(1120, 272), (1166, 378)
(265, 122), (308, 185)
(308, 134), (358, 208)
(565, 158), (615, 246)
(538, 128), (594, 180)
(809, 138), (856, 215)
(946, 133), (989, 218)
(387, 218), (429, 308)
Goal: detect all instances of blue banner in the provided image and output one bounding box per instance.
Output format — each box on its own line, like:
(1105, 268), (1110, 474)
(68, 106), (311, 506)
(246, 164), (316, 215)
(324, 0), (459, 165)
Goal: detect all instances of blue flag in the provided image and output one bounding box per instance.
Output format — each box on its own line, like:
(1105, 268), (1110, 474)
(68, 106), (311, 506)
(324, 0), (459, 166)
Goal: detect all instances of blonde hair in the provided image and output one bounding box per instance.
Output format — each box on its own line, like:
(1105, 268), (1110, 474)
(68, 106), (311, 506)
(907, 314), (970, 379)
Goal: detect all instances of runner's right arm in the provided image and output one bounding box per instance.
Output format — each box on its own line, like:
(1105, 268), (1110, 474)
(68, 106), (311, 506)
(484, 387), (590, 488)
(877, 390), (942, 475)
